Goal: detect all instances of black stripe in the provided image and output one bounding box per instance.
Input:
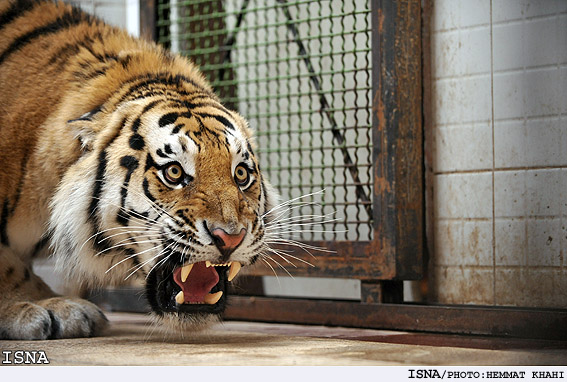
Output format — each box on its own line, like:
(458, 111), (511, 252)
(0, 0), (41, 30)
(185, 133), (201, 152)
(129, 133), (145, 150)
(184, 101), (231, 116)
(0, 199), (10, 245)
(0, 7), (90, 65)
(158, 112), (178, 127)
(47, 42), (80, 67)
(144, 153), (158, 172)
(171, 124), (184, 135)
(31, 235), (50, 257)
(142, 178), (156, 203)
(195, 112), (235, 131)
(142, 99), (163, 113)
(117, 156), (139, 225)
(155, 148), (168, 159)
(117, 74), (210, 105)
(47, 310), (61, 340)
(46, 31), (102, 70)
(131, 117), (141, 132)
(175, 210), (196, 230)
(88, 151), (109, 252)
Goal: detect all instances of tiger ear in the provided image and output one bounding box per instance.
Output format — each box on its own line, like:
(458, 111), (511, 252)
(67, 106), (102, 151)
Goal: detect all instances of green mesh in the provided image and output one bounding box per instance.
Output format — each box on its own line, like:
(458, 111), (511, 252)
(157, 0), (373, 242)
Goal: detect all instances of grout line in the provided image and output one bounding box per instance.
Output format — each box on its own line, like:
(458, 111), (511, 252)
(490, 0), (497, 306)
(432, 10), (567, 34)
(438, 216), (567, 222)
(434, 63), (562, 82)
(434, 165), (567, 176)
(436, 114), (564, 128)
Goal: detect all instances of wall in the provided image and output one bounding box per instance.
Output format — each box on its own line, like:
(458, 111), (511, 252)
(429, 0), (567, 307)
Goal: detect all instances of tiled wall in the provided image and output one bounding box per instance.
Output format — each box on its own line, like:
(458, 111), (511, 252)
(66, 0), (139, 36)
(430, 0), (567, 307)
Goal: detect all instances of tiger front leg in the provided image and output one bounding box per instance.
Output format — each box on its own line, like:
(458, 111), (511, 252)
(0, 247), (108, 340)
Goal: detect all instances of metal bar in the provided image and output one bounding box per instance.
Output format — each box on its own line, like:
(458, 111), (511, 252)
(223, 296), (567, 341)
(277, 0), (373, 218)
(372, 0), (424, 278)
(139, 0), (157, 42)
(217, 0), (250, 86)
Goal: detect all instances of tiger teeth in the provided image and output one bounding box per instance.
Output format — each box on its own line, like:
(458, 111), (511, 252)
(180, 263), (193, 283)
(204, 291), (223, 304)
(228, 262), (241, 282)
(205, 261), (232, 268)
(175, 291), (184, 305)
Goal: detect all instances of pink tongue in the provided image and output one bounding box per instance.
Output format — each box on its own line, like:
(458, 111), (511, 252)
(173, 262), (219, 303)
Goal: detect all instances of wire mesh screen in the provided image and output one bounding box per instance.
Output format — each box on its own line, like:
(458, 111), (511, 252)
(157, 0), (373, 242)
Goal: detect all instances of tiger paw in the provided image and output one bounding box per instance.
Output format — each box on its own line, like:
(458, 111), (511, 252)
(0, 297), (108, 340)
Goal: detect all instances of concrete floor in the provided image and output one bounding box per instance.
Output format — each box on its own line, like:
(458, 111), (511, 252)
(0, 312), (566, 366)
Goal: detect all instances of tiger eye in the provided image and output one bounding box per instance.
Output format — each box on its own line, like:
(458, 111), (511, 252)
(164, 163), (184, 184)
(234, 164), (250, 187)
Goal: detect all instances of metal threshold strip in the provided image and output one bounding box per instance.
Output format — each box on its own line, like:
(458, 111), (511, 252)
(88, 288), (567, 341)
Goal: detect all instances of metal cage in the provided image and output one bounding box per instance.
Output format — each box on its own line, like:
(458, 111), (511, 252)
(151, 0), (423, 296)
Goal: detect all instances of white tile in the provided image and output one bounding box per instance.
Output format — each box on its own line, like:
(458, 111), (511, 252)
(494, 120), (527, 168)
(457, 0), (490, 28)
(523, 17), (564, 68)
(527, 218), (562, 266)
(525, 118), (567, 167)
(462, 220), (493, 266)
(493, 72), (526, 121)
(494, 69), (562, 121)
(431, 0), (461, 31)
(434, 76), (492, 125)
(494, 16), (566, 70)
(432, 30), (459, 79)
(493, 22), (525, 72)
(434, 220), (463, 266)
(562, 169), (567, 217)
(561, 67), (567, 114)
(431, 265), (494, 305)
(495, 218), (527, 266)
(434, 219), (493, 267)
(523, 68), (562, 117)
(492, 0), (567, 23)
(525, 169), (562, 217)
(434, 173), (493, 219)
(492, 0), (526, 23)
(459, 27), (491, 75)
(434, 123), (492, 172)
(559, 15), (567, 65)
(562, 223), (567, 267)
(494, 171), (526, 218)
(522, 1), (567, 19)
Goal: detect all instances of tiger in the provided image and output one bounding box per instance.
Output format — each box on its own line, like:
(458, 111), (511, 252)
(0, 0), (280, 340)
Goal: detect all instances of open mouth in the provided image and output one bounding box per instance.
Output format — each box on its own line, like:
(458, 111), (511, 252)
(146, 260), (242, 315)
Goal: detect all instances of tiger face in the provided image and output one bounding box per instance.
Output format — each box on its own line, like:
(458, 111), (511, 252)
(50, 87), (278, 323)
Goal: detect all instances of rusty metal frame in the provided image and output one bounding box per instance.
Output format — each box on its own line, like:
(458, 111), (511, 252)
(219, 0), (424, 282)
(223, 296), (567, 341)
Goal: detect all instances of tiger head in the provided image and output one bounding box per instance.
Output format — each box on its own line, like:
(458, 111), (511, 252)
(48, 63), (279, 327)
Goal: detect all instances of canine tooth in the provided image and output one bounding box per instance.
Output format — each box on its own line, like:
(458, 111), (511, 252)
(204, 291), (223, 304)
(228, 261), (242, 282)
(181, 264), (193, 283)
(175, 291), (184, 305)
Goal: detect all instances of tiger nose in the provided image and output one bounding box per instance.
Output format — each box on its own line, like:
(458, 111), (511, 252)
(209, 227), (247, 259)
